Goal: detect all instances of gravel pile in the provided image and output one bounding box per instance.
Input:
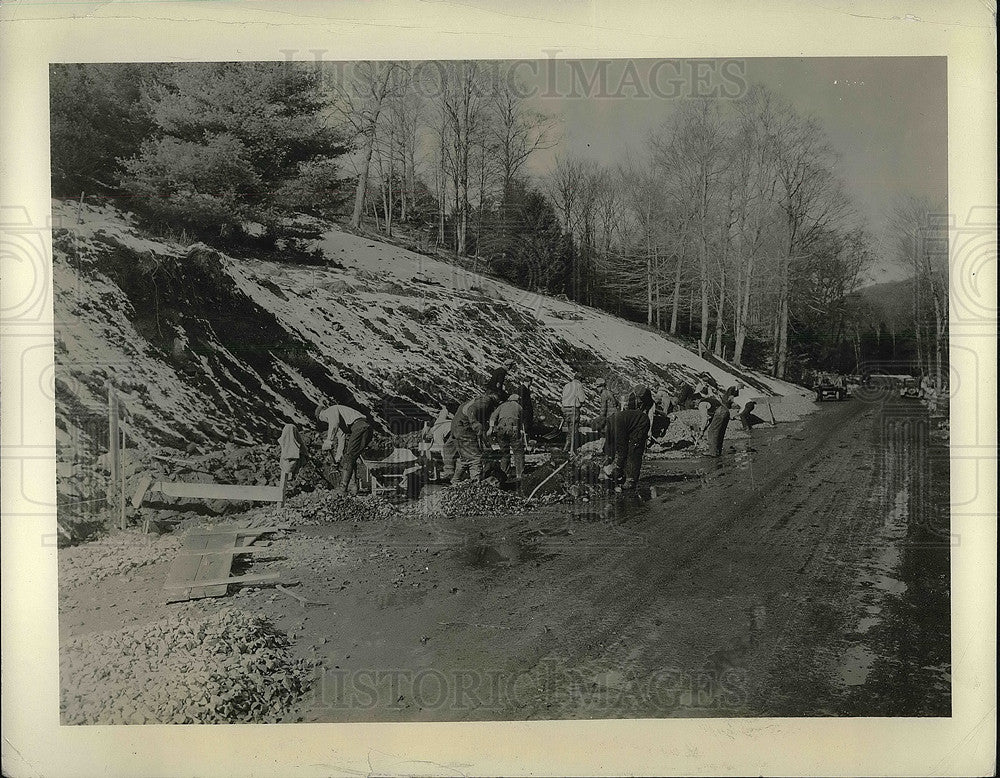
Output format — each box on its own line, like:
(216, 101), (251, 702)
(279, 490), (397, 525)
(60, 609), (313, 724)
(59, 531), (182, 589)
(417, 481), (530, 517)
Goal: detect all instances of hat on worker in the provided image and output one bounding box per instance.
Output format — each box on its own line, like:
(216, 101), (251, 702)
(314, 404), (327, 421)
(508, 393), (520, 403)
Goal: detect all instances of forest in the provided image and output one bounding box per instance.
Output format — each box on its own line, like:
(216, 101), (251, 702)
(49, 60), (948, 384)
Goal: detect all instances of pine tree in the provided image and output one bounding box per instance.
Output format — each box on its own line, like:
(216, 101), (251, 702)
(120, 62), (349, 239)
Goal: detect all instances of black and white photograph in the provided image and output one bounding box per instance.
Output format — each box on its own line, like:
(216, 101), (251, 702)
(50, 56), (953, 723)
(0, 2), (995, 775)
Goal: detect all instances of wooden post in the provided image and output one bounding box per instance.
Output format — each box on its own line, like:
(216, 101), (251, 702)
(107, 388), (120, 507)
(120, 424), (127, 530)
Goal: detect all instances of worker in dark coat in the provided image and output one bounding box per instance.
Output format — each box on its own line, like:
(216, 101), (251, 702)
(486, 360), (515, 396)
(705, 399), (732, 457)
(738, 399), (766, 430)
(675, 382), (696, 410)
(517, 382), (535, 438)
(450, 390), (500, 483)
(607, 393), (651, 490)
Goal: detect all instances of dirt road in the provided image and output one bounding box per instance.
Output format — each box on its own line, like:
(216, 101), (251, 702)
(58, 396), (950, 721)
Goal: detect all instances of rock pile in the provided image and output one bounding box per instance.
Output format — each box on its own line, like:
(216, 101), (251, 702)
(58, 531), (181, 590)
(60, 609), (313, 724)
(417, 481), (530, 517)
(278, 490), (397, 526)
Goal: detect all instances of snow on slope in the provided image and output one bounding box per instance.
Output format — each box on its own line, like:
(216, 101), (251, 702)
(52, 199), (810, 472)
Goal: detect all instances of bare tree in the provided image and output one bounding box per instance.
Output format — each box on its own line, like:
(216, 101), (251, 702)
(891, 195), (948, 386)
(490, 68), (558, 198)
(759, 88), (851, 377)
(650, 100), (729, 352)
(439, 62), (487, 255)
(330, 61), (407, 230)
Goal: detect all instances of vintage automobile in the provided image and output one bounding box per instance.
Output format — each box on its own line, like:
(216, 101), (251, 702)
(814, 373), (847, 402)
(899, 376), (921, 398)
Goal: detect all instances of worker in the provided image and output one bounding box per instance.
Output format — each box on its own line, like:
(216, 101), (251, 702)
(738, 399), (767, 431)
(653, 384), (676, 416)
(419, 405), (453, 481)
(517, 382), (535, 439)
(705, 398), (733, 457)
(606, 392), (651, 491)
(486, 359), (515, 396)
(440, 402), (469, 481)
(696, 390), (722, 441)
(649, 385), (674, 439)
(560, 370), (587, 454)
(675, 382), (695, 410)
(277, 423), (305, 483)
(488, 393), (525, 482)
(593, 377), (618, 434)
(316, 403), (373, 494)
(450, 390), (500, 483)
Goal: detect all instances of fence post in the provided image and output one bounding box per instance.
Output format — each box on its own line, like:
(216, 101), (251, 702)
(107, 387), (120, 508)
(120, 424), (127, 530)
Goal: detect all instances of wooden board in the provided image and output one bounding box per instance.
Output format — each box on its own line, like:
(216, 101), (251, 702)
(177, 546), (272, 557)
(153, 481), (283, 503)
(164, 572), (280, 589)
(164, 531), (266, 602)
(131, 475), (153, 509)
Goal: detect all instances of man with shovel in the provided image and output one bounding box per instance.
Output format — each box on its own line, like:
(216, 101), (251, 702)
(316, 403), (373, 494)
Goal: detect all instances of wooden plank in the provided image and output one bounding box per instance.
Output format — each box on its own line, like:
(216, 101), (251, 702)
(164, 532), (216, 599)
(181, 526), (283, 537)
(153, 481), (283, 503)
(177, 546), (272, 557)
(190, 532), (237, 598)
(164, 572), (280, 590)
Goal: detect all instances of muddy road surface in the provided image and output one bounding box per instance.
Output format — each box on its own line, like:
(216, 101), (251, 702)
(59, 397), (950, 722)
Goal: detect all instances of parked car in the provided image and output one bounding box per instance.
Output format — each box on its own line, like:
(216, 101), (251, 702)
(814, 373), (847, 402)
(899, 377), (920, 398)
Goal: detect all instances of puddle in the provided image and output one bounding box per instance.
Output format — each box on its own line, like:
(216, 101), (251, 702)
(837, 643), (876, 686)
(465, 537), (554, 567)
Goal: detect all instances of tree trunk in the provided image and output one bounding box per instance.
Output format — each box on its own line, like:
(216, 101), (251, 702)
(713, 254), (726, 357)
(775, 260), (790, 378)
(699, 172), (710, 349)
(646, 231), (653, 326)
(350, 130), (376, 230)
(669, 248), (683, 335)
(733, 253), (754, 366)
(654, 244), (662, 330)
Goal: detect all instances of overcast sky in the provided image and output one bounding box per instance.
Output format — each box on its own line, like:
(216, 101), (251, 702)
(520, 57), (947, 285)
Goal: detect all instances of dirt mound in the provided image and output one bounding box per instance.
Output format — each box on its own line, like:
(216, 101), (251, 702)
(60, 609), (313, 724)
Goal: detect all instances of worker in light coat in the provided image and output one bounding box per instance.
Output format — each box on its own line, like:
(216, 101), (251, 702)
(489, 393), (526, 482)
(561, 371), (587, 454)
(316, 403), (373, 494)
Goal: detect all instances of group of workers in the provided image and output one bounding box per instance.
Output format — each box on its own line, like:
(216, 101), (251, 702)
(298, 361), (765, 495)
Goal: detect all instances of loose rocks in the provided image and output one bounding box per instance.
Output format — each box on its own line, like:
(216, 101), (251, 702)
(59, 531), (181, 590)
(416, 481), (530, 517)
(278, 490), (397, 526)
(60, 609), (313, 724)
